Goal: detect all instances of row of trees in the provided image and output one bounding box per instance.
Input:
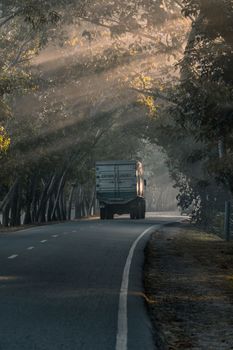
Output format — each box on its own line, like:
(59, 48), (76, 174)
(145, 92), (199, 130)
(140, 0), (233, 226)
(2, 0), (232, 228)
(0, 0), (186, 226)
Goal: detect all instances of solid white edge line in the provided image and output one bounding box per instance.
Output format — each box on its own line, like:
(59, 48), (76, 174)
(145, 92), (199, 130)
(115, 225), (156, 350)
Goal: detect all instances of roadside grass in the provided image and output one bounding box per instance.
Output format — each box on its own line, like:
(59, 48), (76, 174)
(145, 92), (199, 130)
(144, 225), (233, 349)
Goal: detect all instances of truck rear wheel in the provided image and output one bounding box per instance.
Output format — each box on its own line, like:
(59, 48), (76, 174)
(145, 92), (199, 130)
(141, 209), (145, 219)
(100, 208), (105, 220)
(142, 205), (145, 219)
(140, 200), (145, 219)
(136, 200), (145, 219)
(130, 206), (140, 219)
(105, 207), (114, 220)
(107, 212), (113, 219)
(143, 200), (146, 219)
(136, 207), (140, 219)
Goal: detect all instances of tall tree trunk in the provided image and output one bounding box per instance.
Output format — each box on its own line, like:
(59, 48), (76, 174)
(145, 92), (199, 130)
(16, 182), (22, 226)
(75, 185), (83, 219)
(67, 185), (75, 221)
(0, 179), (19, 211)
(24, 176), (37, 225)
(2, 203), (10, 227)
(88, 188), (96, 216)
(62, 188), (67, 220)
(10, 181), (19, 226)
(36, 174), (57, 222)
(38, 201), (47, 223)
(51, 171), (67, 220)
(47, 196), (54, 222)
(55, 200), (62, 221)
(31, 180), (39, 223)
(59, 187), (66, 221)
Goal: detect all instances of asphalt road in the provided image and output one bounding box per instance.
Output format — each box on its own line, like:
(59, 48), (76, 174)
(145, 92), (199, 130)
(0, 214), (182, 350)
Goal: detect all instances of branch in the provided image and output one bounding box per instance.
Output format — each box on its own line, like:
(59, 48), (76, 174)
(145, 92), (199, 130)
(0, 9), (21, 28)
(131, 87), (177, 105)
(79, 16), (159, 43)
(173, 0), (195, 22)
(8, 35), (33, 69)
(0, 179), (19, 211)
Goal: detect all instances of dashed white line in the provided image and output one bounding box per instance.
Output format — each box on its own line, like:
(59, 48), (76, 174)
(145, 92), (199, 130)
(72, 230), (77, 233)
(8, 254), (18, 259)
(40, 240), (47, 243)
(115, 225), (155, 350)
(52, 234), (59, 238)
(27, 246), (35, 250)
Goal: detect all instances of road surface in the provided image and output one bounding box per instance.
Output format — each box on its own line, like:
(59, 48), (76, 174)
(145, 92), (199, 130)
(0, 214), (182, 350)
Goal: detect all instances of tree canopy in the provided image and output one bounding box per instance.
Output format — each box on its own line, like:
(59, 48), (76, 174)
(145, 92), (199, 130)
(0, 0), (232, 227)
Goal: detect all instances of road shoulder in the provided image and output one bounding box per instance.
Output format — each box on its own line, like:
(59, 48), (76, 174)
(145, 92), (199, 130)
(144, 224), (233, 349)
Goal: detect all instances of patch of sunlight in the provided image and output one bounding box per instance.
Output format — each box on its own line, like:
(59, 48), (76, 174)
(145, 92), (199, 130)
(135, 293), (227, 304)
(225, 276), (233, 286)
(45, 288), (118, 298)
(161, 294), (225, 302)
(129, 291), (157, 304)
(182, 231), (221, 242)
(169, 276), (210, 283)
(0, 275), (21, 281)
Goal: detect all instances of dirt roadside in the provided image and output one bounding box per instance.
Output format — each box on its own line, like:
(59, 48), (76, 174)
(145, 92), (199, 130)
(0, 221), (65, 234)
(0, 216), (99, 234)
(144, 224), (233, 350)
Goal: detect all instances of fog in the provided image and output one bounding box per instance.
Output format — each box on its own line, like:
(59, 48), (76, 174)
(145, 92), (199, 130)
(1, 1), (193, 227)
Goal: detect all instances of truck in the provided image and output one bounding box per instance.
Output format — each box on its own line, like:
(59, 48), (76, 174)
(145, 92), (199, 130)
(95, 160), (146, 220)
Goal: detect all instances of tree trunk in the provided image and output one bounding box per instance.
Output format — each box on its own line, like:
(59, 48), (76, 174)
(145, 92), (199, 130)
(59, 187), (66, 221)
(38, 201), (47, 223)
(62, 189), (67, 220)
(10, 181), (19, 226)
(51, 171), (67, 220)
(47, 196), (54, 222)
(36, 174), (57, 222)
(31, 184), (38, 223)
(0, 179), (19, 211)
(55, 199), (62, 221)
(88, 188), (96, 216)
(67, 185), (75, 220)
(24, 176), (36, 225)
(2, 203), (10, 227)
(16, 182), (22, 226)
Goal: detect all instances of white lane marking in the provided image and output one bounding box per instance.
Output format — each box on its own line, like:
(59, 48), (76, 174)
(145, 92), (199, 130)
(27, 246), (35, 250)
(40, 240), (47, 243)
(8, 254), (18, 259)
(115, 225), (155, 350)
(52, 235), (58, 238)
(72, 230), (77, 233)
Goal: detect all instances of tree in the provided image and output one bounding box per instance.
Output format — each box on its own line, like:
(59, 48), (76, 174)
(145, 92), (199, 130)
(0, 0), (193, 226)
(133, 0), (233, 225)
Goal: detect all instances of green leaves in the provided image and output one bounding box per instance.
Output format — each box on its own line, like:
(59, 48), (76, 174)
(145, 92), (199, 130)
(0, 126), (10, 153)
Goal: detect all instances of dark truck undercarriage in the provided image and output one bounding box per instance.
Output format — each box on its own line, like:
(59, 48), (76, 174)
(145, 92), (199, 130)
(99, 197), (146, 220)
